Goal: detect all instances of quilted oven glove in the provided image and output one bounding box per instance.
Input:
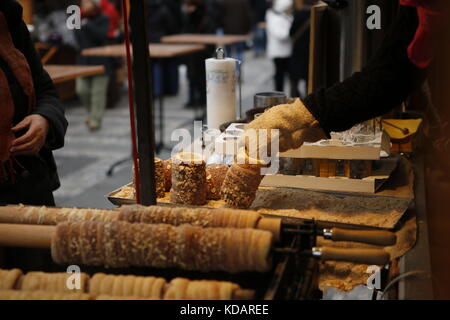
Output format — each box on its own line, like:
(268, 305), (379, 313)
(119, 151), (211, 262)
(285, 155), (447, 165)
(242, 98), (327, 155)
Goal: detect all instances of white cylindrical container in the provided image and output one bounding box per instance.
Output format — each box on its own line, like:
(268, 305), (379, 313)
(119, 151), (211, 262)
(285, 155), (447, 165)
(206, 57), (237, 130)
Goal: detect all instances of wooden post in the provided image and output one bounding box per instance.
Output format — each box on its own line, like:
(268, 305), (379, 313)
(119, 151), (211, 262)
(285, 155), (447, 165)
(365, 160), (373, 177)
(328, 160), (337, 177)
(319, 159), (329, 178)
(312, 159), (321, 177)
(344, 161), (351, 178)
(18, 0), (33, 25)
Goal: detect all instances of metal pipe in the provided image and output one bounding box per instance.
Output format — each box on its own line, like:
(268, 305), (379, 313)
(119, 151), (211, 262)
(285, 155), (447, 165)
(129, 0), (157, 205)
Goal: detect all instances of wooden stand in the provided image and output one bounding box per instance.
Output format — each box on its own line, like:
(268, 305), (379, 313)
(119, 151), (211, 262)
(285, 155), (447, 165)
(0, 224), (54, 249)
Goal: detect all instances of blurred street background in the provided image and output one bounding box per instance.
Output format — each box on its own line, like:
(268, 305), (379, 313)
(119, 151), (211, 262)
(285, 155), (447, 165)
(54, 55), (274, 208)
(20, 0), (313, 208)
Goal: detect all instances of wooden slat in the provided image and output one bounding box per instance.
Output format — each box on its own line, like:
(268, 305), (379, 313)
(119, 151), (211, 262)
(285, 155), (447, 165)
(44, 65), (105, 84)
(81, 43), (206, 58)
(161, 34), (250, 46)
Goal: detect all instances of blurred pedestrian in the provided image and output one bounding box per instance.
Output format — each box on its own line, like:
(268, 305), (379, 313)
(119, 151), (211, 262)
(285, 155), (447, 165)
(182, 0), (216, 108)
(289, 0), (312, 98)
(0, 0), (67, 206)
(100, 0), (121, 41)
(250, 0), (270, 57)
(146, 0), (180, 43)
(217, 0), (253, 62)
(266, 0), (294, 93)
(146, 0), (182, 97)
(75, 0), (111, 131)
(100, 0), (123, 110)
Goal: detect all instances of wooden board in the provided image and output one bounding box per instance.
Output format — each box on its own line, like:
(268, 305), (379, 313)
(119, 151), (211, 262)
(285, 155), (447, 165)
(44, 65), (105, 84)
(161, 34), (250, 46)
(262, 175), (383, 194)
(280, 144), (382, 160)
(81, 43), (206, 58)
(261, 157), (399, 194)
(280, 131), (391, 160)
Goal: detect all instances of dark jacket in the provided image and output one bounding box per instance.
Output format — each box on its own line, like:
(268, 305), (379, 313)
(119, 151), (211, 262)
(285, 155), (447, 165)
(0, 0), (68, 202)
(183, 3), (216, 35)
(74, 13), (114, 75)
(146, 0), (181, 43)
(303, 5), (424, 135)
(250, 0), (269, 23)
(217, 0), (253, 35)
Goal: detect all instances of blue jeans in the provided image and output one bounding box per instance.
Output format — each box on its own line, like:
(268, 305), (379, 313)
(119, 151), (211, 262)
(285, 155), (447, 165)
(253, 27), (266, 56)
(225, 42), (246, 63)
(216, 28), (246, 62)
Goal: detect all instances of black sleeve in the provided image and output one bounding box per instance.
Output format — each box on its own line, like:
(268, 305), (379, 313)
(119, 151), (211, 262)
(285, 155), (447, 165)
(19, 21), (68, 150)
(303, 5), (425, 134)
(290, 13), (300, 37)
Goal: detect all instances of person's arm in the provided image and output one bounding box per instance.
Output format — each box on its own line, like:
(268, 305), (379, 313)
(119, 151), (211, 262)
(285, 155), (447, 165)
(244, 5), (425, 154)
(303, 5), (425, 135)
(16, 20), (68, 151)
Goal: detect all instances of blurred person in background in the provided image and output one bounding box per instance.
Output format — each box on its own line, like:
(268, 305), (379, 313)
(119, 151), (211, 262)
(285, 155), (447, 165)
(34, 0), (78, 48)
(100, 0), (123, 110)
(289, 0), (313, 98)
(217, 0), (253, 62)
(146, 0), (180, 43)
(100, 0), (121, 42)
(0, 0), (67, 206)
(250, 0), (270, 57)
(182, 0), (216, 109)
(146, 0), (182, 97)
(266, 0), (294, 93)
(166, 0), (184, 27)
(75, 0), (111, 131)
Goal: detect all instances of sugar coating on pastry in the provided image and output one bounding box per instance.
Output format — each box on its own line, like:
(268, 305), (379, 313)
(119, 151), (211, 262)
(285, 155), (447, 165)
(52, 221), (273, 274)
(206, 165), (229, 200)
(170, 152), (207, 205)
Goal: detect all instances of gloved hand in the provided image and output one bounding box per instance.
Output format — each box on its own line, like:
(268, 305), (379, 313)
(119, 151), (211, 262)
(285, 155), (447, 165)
(242, 98), (327, 155)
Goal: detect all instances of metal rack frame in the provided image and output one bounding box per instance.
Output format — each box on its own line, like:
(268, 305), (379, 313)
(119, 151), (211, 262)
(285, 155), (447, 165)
(128, 0), (157, 206)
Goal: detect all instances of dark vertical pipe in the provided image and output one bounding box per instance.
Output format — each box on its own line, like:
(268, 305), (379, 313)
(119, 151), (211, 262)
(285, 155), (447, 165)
(121, 0), (140, 203)
(129, 0), (157, 205)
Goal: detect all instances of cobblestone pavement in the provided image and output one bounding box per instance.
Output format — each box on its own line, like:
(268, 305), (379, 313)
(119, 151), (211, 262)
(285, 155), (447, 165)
(54, 53), (275, 209)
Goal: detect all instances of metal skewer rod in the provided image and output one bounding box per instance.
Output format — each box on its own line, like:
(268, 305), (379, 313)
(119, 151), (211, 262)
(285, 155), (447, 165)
(382, 120), (410, 135)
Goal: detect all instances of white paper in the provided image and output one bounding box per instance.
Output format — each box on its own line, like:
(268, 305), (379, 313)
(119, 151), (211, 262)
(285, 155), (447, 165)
(206, 58), (237, 129)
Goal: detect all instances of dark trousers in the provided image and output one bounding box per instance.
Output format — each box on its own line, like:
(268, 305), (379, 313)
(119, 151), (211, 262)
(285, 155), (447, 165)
(273, 57), (291, 93)
(290, 74), (305, 98)
(187, 47), (215, 107)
